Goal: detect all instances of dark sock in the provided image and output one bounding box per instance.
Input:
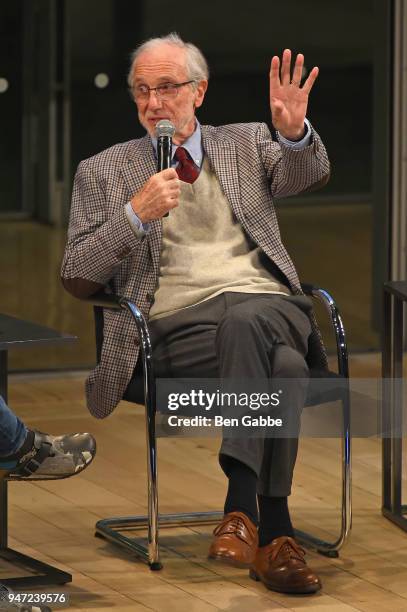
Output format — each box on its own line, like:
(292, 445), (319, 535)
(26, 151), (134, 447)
(219, 454), (258, 525)
(0, 430), (35, 464)
(258, 495), (294, 546)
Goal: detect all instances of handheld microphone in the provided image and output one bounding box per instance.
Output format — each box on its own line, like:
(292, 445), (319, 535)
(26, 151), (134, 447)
(156, 120), (175, 217)
(156, 119), (175, 171)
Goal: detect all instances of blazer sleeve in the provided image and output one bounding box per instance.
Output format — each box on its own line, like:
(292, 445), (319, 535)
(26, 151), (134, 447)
(256, 122), (331, 199)
(61, 159), (144, 298)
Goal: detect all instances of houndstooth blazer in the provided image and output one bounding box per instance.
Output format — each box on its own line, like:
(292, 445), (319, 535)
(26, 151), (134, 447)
(61, 121), (330, 419)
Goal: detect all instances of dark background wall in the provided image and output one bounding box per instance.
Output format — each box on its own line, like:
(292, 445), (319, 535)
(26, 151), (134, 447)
(0, 3), (23, 212)
(68, 0), (374, 198)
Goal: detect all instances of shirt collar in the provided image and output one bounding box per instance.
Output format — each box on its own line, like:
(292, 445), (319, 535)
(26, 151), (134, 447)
(151, 119), (203, 168)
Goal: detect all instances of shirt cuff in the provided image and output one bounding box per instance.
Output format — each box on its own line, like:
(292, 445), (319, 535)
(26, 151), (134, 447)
(277, 118), (312, 150)
(125, 202), (150, 237)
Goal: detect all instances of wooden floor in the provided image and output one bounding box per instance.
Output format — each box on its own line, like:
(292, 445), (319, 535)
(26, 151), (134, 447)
(2, 355), (407, 612)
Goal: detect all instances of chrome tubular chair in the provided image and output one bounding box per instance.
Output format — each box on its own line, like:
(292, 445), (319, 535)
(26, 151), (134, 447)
(87, 284), (351, 569)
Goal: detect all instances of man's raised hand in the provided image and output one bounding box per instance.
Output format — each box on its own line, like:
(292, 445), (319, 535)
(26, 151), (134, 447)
(269, 49), (319, 141)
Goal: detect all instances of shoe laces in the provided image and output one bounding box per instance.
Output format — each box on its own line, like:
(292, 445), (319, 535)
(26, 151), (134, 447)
(271, 539), (306, 564)
(214, 516), (247, 539)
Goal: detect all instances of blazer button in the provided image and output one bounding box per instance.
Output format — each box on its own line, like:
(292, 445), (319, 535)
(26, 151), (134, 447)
(146, 292), (155, 303)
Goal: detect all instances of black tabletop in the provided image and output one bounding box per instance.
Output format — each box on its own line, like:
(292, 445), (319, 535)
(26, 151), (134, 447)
(0, 313), (76, 350)
(384, 281), (407, 301)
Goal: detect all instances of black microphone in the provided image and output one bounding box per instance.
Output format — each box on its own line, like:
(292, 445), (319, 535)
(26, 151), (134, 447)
(156, 119), (175, 170)
(156, 120), (175, 217)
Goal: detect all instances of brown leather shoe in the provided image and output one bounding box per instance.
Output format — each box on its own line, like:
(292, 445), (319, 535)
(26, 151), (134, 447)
(208, 511), (258, 568)
(250, 536), (321, 594)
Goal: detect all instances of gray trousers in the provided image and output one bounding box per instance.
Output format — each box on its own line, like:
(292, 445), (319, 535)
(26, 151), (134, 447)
(148, 292), (312, 497)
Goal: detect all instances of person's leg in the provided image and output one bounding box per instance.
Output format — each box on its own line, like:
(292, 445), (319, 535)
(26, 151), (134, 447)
(216, 294), (311, 508)
(148, 293), (312, 509)
(147, 295), (223, 380)
(256, 344), (309, 545)
(146, 293), (314, 576)
(216, 298), (320, 594)
(214, 294), (322, 590)
(149, 295), (263, 518)
(218, 454), (258, 525)
(0, 394), (28, 457)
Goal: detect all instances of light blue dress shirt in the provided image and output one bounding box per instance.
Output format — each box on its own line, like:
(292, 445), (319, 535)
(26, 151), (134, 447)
(125, 118), (311, 236)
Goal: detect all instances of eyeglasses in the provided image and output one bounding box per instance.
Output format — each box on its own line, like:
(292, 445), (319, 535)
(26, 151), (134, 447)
(134, 80), (195, 101)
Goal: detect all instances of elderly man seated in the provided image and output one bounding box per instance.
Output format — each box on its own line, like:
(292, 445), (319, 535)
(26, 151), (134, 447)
(61, 33), (330, 595)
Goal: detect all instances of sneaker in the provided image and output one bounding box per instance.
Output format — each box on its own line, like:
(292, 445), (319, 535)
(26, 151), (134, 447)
(1, 430), (96, 481)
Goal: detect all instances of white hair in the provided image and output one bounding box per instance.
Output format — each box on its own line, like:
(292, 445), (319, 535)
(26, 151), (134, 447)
(127, 32), (209, 99)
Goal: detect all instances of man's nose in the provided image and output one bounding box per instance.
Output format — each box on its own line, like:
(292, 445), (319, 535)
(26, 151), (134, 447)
(147, 90), (163, 110)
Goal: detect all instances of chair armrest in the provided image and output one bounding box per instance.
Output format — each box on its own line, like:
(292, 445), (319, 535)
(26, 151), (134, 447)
(81, 290), (149, 334)
(81, 290), (124, 310)
(300, 283), (319, 296)
(82, 289), (152, 358)
(301, 283), (349, 378)
(82, 290), (154, 407)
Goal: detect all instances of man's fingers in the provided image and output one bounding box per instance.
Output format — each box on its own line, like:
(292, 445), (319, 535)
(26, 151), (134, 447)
(302, 66), (319, 94)
(280, 48), (292, 86)
(171, 179), (181, 193)
(291, 53), (304, 86)
(171, 185), (181, 199)
(160, 168), (178, 180)
(167, 194), (179, 208)
(269, 55), (281, 92)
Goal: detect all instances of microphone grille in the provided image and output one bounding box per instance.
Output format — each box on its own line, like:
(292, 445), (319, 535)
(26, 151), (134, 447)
(155, 119), (175, 138)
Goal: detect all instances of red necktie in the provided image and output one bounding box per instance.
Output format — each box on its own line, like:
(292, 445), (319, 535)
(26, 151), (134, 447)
(174, 147), (200, 184)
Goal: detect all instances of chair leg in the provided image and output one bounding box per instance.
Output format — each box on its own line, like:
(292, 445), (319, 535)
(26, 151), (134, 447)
(294, 389), (352, 556)
(145, 398), (162, 569)
(95, 395), (223, 568)
(94, 298), (224, 566)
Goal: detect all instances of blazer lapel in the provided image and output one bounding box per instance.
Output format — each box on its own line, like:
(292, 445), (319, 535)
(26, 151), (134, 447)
(201, 126), (244, 223)
(121, 136), (162, 273)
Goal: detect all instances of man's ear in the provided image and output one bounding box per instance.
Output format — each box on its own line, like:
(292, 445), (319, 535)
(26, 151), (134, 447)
(194, 80), (208, 109)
